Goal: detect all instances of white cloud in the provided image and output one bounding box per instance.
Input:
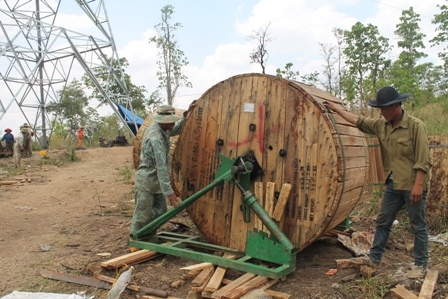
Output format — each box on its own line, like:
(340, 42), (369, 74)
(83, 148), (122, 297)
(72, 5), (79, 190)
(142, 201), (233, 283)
(174, 42), (259, 109)
(234, 0), (358, 73)
(54, 13), (94, 31)
(119, 29), (159, 89)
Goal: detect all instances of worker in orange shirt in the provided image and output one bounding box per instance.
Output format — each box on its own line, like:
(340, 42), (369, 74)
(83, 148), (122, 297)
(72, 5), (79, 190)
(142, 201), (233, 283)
(77, 126), (84, 148)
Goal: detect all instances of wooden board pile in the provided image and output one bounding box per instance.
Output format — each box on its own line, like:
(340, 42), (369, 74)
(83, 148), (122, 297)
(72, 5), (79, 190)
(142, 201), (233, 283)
(0, 176), (41, 186)
(99, 249), (291, 299)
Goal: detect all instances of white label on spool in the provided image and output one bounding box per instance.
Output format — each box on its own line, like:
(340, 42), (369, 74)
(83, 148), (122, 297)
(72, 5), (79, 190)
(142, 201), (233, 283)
(243, 103), (255, 113)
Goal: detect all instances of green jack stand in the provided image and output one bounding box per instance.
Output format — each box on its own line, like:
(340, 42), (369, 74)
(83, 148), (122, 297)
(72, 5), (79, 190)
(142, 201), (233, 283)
(129, 153), (297, 279)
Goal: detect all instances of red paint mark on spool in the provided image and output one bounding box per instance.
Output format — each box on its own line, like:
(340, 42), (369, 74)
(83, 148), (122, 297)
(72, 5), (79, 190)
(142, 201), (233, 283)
(228, 105), (281, 152)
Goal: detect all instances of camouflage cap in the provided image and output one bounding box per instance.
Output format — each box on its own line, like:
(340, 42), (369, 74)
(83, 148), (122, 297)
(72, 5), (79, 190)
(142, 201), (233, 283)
(150, 105), (183, 123)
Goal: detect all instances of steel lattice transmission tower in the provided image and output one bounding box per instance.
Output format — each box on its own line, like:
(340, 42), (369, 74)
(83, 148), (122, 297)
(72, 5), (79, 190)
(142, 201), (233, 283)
(0, 0), (137, 149)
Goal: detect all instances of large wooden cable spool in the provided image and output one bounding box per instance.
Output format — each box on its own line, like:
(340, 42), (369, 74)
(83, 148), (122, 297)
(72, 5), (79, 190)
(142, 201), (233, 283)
(171, 73), (368, 252)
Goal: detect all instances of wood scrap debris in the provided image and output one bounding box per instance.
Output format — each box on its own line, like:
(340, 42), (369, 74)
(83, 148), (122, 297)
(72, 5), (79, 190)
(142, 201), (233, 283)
(97, 274), (168, 297)
(390, 285), (418, 299)
(419, 270), (438, 299)
(271, 183), (292, 222)
(325, 269), (338, 276)
(179, 259), (291, 299)
(191, 267), (215, 292)
(100, 249), (161, 269)
(0, 176), (40, 186)
(335, 256), (440, 299)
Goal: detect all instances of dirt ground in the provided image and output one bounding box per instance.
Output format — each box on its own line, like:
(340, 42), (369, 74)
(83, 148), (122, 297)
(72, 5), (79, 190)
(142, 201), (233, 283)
(0, 146), (447, 299)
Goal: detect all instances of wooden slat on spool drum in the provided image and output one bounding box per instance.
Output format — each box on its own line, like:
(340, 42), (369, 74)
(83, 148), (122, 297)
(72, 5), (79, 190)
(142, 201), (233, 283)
(171, 73), (368, 252)
(132, 108), (185, 169)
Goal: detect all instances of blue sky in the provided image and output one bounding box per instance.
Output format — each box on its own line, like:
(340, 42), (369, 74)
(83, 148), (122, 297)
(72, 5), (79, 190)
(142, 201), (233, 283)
(0, 0), (445, 133)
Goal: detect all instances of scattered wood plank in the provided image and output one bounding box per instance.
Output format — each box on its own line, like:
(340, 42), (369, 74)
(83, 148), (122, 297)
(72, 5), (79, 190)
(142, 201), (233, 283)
(203, 266), (227, 293)
(260, 278), (279, 290)
(263, 181), (275, 234)
(182, 254), (237, 273)
(201, 291), (214, 298)
(185, 290), (200, 299)
(181, 262), (215, 271)
(264, 182), (275, 217)
(419, 269), (438, 299)
(390, 285), (418, 299)
(100, 249), (160, 269)
(0, 181), (20, 185)
(191, 267), (215, 288)
(271, 183), (292, 221)
(264, 289), (291, 299)
(236, 279), (281, 299)
(140, 296), (181, 299)
(96, 274), (168, 298)
(187, 270), (202, 277)
(254, 182), (264, 231)
(221, 278), (232, 285)
(212, 273), (256, 299)
(335, 258), (365, 269)
(202, 253), (237, 294)
(221, 275), (269, 299)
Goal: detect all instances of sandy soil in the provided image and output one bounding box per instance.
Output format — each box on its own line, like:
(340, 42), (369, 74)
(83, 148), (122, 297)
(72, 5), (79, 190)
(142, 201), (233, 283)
(0, 146), (447, 299)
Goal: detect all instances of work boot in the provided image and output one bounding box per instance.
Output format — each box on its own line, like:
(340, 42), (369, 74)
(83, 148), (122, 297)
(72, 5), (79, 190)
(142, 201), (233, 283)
(357, 256), (380, 268)
(407, 265), (427, 279)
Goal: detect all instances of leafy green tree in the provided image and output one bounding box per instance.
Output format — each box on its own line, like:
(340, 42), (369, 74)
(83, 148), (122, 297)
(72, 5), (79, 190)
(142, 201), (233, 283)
(430, 2), (448, 99)
(276, 63), (300, 80)
(82, 56), (147, 116)
(431, 2), (448, 65)
(340, 70), (357, 109)
(149, 4), (192, 106)
(395, 7), (427, 71)
(300, 71), (320, 87)
(147, 89), (164, 113)
(247, 22), (273, 74)
(343, 22), (391, 113)
(388, 7), (428, 107)
(48, 79), (89, 137)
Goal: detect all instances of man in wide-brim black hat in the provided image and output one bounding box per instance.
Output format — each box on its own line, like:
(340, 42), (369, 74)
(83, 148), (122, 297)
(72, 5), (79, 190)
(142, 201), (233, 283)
(324, 86), (431, 279)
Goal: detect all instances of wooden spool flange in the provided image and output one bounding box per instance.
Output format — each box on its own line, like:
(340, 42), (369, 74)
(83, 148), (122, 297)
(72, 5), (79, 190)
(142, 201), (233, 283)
(169, 73), (368, 252)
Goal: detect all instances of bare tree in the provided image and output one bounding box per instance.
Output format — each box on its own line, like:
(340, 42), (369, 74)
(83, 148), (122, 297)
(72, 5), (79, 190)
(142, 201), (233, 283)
(246, 23), (273, 74)
(149, 5), (192, 106)
(319, 42), (337, 95)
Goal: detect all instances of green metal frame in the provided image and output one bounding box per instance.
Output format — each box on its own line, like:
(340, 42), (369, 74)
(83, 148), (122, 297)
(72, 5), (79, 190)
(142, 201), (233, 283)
(129, 153), (297, 279)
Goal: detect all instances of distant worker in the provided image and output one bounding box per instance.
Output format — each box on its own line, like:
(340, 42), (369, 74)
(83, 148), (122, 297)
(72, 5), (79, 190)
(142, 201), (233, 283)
(1, 128), (14, 157)
(77, 126), (85, 148)
(324, 86), (431, 279)
(13, 132), (24, 168)
(20, 123), (33, 158)
(130, 102), (196, 245)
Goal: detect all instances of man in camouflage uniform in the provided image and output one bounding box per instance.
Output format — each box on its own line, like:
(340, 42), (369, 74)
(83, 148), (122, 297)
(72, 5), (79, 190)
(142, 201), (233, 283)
(130, 102), (196, 238)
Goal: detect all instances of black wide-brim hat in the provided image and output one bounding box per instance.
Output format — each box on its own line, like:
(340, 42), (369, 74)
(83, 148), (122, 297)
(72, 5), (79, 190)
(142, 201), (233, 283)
(368, 86), (410, 107)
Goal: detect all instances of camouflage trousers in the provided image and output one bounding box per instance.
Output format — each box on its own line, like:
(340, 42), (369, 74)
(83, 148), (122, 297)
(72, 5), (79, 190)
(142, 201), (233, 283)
(130, 190), (167, 234)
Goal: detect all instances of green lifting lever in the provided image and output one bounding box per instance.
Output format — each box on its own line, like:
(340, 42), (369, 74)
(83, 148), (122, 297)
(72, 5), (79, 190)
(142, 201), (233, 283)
(129, 152), (297, 279)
